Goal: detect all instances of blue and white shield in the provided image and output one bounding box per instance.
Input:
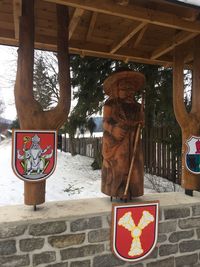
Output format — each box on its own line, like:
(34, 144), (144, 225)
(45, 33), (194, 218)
(185, 136), (200, 175)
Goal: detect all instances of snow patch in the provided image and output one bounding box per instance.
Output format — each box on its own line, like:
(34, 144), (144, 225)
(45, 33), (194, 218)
(0, 139), (182, 206)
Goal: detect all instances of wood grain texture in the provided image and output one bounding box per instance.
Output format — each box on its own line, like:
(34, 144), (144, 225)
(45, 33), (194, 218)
(101, 72), (145, 199)
(14, 0), (71, 205)
(1, 0), (200, 66)
(173, 37), (200, 190)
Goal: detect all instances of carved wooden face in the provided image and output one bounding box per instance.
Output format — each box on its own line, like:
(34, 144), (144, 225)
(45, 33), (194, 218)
(117, 79), (136, 99)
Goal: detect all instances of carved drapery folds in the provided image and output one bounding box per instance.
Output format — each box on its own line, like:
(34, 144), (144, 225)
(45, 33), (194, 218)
(101, 70), (145, 199)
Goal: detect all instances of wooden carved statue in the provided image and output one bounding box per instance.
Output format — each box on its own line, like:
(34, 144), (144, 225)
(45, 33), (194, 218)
(101, 70), (145, 199)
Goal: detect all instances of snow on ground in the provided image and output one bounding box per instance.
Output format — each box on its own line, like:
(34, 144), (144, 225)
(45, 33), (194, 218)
(0, 138), (183, 206)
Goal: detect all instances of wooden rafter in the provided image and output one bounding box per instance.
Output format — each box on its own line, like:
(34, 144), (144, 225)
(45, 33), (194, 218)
(86, 12), (97, 41)
(69, 39), (171, 66)
(13, 0), (21, 40)
(151, 31), (198, 59)
(115, 0), (129, 6)
(45, 0), (200, 33)
(133, 24), (148, 48)
(110, 22), (147, 54)
(69, 7), (84, 40)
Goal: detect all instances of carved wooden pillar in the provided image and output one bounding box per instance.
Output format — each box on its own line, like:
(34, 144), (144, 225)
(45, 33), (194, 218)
(15, 1), (71, 206)
(173, 36), (200, 190)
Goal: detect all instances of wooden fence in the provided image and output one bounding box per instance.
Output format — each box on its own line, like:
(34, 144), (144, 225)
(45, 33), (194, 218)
(142, 127), (181, 184)
(62, 127), (181, 184)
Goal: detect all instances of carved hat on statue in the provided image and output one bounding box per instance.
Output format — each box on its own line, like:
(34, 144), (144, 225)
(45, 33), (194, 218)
(103, 67), (145, 96)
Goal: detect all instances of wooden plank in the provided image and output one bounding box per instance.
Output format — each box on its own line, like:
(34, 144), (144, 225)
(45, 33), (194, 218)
(13, 0), (22, 40)
(45, 0), (200, 33)
(146, 129), (149, 173)
(36, 27), (56, 37)
(0, 21), (14, 30)
(110, 21), (147, 54)
(0, 13), (13, 22)
(157, 128), (161, 177)
(0, 32), (172, 67)
(149, 127), (153, 174)
(133, 24), (148, 48)
(69, 40), (172, 66)
(152, 127), (156, 175)
(162, 127), (166, 177)
(0, 36), (17, 46)
(86, 11), (97, 41)
(166, 142), (171, 180)
(142, 128), (146, 172)
(69, 8), (84, 40)
(151, 31), (198, 59)
(115, 0), (129, 6)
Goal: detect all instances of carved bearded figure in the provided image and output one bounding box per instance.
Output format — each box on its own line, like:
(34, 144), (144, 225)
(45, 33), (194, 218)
(17, 134), (53, 176)
(101, 69), (145, 199)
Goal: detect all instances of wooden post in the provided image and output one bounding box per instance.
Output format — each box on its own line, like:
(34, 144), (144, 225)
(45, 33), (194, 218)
(173, 36), (200, 190)
(24, 181), (46, 205)
(14, 1), (71, 206)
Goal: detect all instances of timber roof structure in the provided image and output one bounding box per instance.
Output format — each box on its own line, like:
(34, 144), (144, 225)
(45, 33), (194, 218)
(1, 0), (200, 67)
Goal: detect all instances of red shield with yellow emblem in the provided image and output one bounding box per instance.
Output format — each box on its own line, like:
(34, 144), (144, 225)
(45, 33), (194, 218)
(111, 201), (159, 262)
(12, 130), (57, 182)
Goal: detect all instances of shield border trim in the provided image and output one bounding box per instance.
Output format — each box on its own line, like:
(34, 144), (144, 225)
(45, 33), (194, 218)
(111, 201), (159, 262)
(185, 135), (200, 175)
(12, 129), (57, 182)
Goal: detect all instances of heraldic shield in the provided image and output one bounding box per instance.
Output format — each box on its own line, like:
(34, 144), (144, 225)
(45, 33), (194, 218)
(12, 130), (57, 182)
(185, 136), (200, 174)
(111, 201), (159, 262)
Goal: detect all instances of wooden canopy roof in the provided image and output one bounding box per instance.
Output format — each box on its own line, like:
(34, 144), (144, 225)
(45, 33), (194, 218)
(1, 0), (200, 67)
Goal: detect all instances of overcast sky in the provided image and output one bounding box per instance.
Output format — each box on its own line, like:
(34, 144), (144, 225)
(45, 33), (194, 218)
(0, 45), (17, 120)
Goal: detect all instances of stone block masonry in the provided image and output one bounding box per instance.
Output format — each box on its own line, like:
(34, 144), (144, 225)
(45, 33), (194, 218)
(1, 192), (200, 266)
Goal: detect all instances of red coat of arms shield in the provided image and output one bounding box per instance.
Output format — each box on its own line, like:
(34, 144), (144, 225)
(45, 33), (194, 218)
(111, 201), (159, 262)
(12, 130), (57, 182)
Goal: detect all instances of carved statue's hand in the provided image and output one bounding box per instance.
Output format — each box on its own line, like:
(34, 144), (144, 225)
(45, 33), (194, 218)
(112, 126), (126, 140)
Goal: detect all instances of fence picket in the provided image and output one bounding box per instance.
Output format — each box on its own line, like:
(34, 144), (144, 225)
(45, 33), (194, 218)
(62, 127), (181, 184)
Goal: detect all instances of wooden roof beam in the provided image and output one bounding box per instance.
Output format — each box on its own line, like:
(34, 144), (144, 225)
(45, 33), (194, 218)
(68, 39), (172, 66)
(151, 31), (198, 59)
(86, 12), (97, 41)
(115, 0), (129, 6)
(69, 8), (84, 40)
(45, 0), (200, 33)
(133, 24), (148, 48)
(110, 22), (147, 54)
(70, 47), (171, 67)
(32, 35), (173, 66)
(13, 0), (22, 40)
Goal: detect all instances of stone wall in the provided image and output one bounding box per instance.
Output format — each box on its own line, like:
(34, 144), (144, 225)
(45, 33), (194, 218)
(1, 193), (200, 267)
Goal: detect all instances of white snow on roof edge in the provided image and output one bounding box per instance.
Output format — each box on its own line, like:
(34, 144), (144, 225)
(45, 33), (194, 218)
(175, 0), (200, 7)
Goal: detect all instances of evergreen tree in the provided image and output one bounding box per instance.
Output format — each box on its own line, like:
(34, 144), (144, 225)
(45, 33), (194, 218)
(33, 52), (186, 161)
(11, 118), (20, 129)
(87, 117), (96, 137)
(70, 55), (114, 117)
